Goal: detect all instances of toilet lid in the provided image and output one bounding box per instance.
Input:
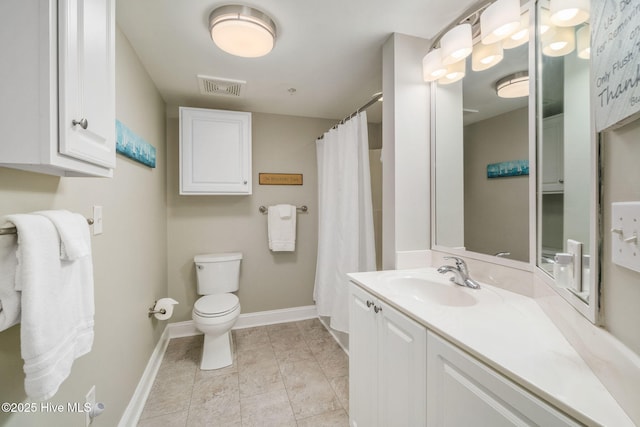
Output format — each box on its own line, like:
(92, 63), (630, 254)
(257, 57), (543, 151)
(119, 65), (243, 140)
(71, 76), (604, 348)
(194, 294), (240, 317)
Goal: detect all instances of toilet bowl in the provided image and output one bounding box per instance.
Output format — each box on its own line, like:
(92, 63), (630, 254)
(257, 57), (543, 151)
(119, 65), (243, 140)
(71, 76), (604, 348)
(192, 294), (240, 370)
(192, 252), (242, 370)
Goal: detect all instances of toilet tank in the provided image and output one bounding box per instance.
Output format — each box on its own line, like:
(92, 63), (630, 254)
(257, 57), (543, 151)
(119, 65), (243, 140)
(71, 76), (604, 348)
(194, 252), (242, 294)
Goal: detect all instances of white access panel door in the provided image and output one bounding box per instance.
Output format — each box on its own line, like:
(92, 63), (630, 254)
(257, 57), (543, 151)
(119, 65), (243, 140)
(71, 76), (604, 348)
(378, 302), (427, 427)
(58, 0), (116, 168)
(349, 283), (378, 427)
(426, 331), (580, 427)
(180, 107), (252, 195)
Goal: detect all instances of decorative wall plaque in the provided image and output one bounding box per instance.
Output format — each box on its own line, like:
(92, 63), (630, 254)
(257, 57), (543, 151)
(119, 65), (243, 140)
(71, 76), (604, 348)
(259, 173), (303, 185)
(593, 0), (640, 132)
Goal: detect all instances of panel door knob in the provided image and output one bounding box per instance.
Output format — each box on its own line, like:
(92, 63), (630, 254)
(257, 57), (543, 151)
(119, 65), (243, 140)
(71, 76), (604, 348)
(374, 305), (382, 313)
(366, 300), (374, 308)
(72, 118), (88, 129)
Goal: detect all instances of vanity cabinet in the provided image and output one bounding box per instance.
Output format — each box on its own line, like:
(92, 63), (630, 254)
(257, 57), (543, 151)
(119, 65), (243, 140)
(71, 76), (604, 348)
(179, 107), (252, 195)
(427, 331), (581, 426)
(349, 283), (427, 427)
(541, 114), (564, 193)
(0, 0), (115, 177)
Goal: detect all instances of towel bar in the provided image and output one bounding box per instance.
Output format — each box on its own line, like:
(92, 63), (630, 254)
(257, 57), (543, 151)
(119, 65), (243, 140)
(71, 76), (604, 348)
(258, 205), (308, 214)
(0, 218), (94, 236)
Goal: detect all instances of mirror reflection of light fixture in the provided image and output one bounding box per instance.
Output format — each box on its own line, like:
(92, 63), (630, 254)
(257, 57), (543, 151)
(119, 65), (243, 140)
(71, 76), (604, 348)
(496, 71), (529, 98)
(542, 26), (576, 56)
(472, 41), (504, 71)
(539, 8), (552, 35)
(209, 5), (277, 58)
(481, 0), (520, 45)
(423, 49), (447, 82)
(439, 60), (466, 85)
(441, 23), (473, 65)
(550, 0), (590, 27)
(577, 24), (590, 59)
(503, 10), (530, 49)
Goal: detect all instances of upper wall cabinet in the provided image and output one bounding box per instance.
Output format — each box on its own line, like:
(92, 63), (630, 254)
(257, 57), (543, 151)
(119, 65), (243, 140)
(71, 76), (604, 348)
(179, 107), (252, 195)
(0, 0), (115, 177)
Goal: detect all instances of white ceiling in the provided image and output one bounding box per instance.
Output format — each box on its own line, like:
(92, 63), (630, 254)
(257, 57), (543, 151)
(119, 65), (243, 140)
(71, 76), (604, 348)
(116, 0), (479, 123)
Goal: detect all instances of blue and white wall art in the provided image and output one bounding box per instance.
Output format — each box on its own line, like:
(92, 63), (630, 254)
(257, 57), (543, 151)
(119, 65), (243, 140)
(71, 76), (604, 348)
(115, 120), (157, 168)
(487, 159), (529, 178)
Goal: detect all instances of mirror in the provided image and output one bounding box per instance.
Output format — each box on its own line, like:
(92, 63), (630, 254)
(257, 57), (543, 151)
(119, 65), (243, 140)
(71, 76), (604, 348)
(536, 0), (598, 321)
(433, 5), (531, 264)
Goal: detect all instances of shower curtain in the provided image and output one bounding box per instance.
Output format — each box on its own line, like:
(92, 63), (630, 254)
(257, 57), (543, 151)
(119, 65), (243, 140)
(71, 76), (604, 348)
(314, 111), (376, 333)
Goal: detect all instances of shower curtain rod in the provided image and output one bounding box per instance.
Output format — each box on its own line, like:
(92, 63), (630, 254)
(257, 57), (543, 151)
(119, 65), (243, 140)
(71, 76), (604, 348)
(317, 92), (382, 140)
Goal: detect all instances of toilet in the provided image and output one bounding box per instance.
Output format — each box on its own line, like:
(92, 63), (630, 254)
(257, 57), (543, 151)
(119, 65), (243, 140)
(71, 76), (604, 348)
(192, 252), (242, 370)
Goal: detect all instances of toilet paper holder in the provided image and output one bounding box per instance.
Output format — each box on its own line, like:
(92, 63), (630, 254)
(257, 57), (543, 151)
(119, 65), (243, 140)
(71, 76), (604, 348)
(148, 301), (166, 318)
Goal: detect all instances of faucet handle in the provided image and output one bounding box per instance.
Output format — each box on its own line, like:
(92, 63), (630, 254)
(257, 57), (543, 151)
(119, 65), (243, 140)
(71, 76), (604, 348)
(443, 256), (468, 273)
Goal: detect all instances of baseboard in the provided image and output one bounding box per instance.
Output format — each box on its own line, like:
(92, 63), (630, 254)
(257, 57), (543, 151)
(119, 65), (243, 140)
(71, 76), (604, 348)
(118, 326), (171, 427)
(233, 305), (318, 329)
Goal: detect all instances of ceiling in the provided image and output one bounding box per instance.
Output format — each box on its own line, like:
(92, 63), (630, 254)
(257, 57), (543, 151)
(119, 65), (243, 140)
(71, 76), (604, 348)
(116, 0), (479, 123)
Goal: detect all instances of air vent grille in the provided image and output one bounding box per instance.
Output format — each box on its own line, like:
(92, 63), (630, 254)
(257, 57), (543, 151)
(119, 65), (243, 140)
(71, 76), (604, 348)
(197, 75), (245, 97)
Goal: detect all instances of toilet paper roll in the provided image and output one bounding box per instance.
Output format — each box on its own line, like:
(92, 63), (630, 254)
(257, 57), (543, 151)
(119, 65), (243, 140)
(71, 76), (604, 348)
(154, 298), (179, 320)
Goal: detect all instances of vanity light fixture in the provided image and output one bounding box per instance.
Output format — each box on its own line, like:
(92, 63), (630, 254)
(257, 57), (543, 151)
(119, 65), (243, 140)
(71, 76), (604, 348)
(472, 41), (504, 71)
(440, 23), (473, 65)
(496, 71), (529, 98)
(208, 5), (277, 58)
(539, 8), (552, 35)
(503, 10), (530, 49)
(550, 0), (590, 27)
(439, 60), (466, 85)
(542, 25), (576, 56)
(577, 24), (590, 59)
(480, 0), (520, 45)
(423, 49), (447, 82)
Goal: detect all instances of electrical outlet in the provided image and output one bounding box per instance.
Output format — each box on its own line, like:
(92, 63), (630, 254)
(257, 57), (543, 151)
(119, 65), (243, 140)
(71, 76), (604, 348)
(85, 386), (95, 427)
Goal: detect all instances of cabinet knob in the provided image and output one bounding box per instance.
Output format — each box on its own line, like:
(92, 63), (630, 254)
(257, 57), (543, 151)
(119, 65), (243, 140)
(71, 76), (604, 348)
(366, 300), (374, 308)
(374, 305), (382, 313)
(72, 118), (88, 129)
(243, 180), (248, 185)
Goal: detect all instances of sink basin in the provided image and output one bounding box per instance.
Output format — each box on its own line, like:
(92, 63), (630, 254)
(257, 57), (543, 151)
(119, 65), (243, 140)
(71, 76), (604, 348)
(387, 277), (477, 307)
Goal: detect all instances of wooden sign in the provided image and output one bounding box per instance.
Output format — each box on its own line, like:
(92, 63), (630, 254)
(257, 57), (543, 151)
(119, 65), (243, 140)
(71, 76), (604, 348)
(259, 173), (303, 185)
(593, 0), (640, 132)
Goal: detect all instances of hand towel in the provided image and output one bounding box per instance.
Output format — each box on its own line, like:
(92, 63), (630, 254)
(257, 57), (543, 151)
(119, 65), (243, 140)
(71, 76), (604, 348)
(0, 226), (20, 332)
(34, 210), (90, 260)
(268, 204), (297, 251)
(7, 213), (94, 401)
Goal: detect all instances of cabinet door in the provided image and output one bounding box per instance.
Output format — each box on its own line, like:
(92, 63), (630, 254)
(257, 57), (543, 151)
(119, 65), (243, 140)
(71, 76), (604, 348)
(542, 114), (564, 193)
(180, 107), (252, 195)
(349, 283), (378, 427)
(378, 302), (427, 427)
(427, 332), (580, 427)
(58, 0), (116, 169)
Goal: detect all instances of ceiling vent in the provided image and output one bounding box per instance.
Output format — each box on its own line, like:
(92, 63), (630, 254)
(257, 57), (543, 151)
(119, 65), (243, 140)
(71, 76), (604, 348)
(197, 75), (245, 97)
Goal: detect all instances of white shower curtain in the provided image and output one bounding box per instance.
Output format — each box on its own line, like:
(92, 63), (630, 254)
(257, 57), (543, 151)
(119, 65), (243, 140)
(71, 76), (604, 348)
(314, 111), (376, 333)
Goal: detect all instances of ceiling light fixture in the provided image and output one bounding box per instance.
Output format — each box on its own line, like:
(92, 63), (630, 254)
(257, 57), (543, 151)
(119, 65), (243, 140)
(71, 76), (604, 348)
(503, 10), (530, 49)
(550, 0), (590, 27)
(542, 26), (576, 56)
(440, 23), (473, 65)
(481, 0), (521, 45)
(439, 60), (466, 85)
(496, 71), (529, 98)
(209, 5), (277, 58)
(472, 41), (504, 71)
(423, 49), (447, 82)
(577, 24), (590, 59)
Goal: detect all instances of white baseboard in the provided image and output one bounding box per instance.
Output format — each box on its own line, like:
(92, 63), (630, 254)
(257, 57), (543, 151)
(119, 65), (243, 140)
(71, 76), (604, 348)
(121, 304), (319, 425)
(118, 327), (171, 427)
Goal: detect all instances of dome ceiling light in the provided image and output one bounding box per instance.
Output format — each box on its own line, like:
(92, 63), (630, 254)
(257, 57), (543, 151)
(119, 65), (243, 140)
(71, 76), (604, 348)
(496, 71), (529, 98)
(209, 5), (277, 58)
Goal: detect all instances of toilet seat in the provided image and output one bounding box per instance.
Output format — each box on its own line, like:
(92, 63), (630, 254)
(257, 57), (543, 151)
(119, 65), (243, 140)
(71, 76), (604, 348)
(194, 294), (240, 318)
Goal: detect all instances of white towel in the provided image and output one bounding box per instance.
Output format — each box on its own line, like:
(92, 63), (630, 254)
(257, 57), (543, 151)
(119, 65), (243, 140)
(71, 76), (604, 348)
(34, 210), (90, 260)
(0, 227), (20, 332)
(7, 213), (94, 401)
(268, 204), (297, 251)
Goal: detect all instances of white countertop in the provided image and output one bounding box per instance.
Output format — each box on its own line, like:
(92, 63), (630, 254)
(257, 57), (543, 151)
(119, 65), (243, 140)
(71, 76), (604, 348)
(348, 268), (635, 427)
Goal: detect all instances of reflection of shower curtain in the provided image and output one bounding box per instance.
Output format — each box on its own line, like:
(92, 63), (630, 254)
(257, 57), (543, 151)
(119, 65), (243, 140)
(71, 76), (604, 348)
(314, 111), (376, 333)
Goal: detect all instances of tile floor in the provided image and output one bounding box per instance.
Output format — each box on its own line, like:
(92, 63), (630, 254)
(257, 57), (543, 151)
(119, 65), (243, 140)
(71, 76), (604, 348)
(138, 318), (349, 426)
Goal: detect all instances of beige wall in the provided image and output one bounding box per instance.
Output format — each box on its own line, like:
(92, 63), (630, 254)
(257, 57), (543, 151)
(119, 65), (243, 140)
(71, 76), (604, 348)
(463, 107), (529, 262)
(602, 119), (640, 356)
(166, 113), (334, 320)
(0, 28), (167, 426)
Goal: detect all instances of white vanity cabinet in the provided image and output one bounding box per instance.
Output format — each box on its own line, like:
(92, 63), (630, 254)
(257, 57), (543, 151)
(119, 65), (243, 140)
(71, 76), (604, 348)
(349, 283), (427, 427)
(427, 331), (581, 426)
(179, 107), (252, 195)
(0, 0), (115, 177)
(541, 114), (564, 193)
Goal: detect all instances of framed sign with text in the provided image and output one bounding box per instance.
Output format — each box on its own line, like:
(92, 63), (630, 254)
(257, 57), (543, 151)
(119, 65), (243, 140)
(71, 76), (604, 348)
(259, 173), (303, 185)
(593, 0), (640, 132)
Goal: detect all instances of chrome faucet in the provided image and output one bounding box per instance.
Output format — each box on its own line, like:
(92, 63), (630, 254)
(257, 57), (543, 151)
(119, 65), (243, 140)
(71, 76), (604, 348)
(437, 256), (481, 289)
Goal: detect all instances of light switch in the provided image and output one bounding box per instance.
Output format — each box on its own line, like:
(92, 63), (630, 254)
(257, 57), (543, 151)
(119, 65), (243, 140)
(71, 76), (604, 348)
(611, 202), (640, 272)
(93, 206), (103, 235)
